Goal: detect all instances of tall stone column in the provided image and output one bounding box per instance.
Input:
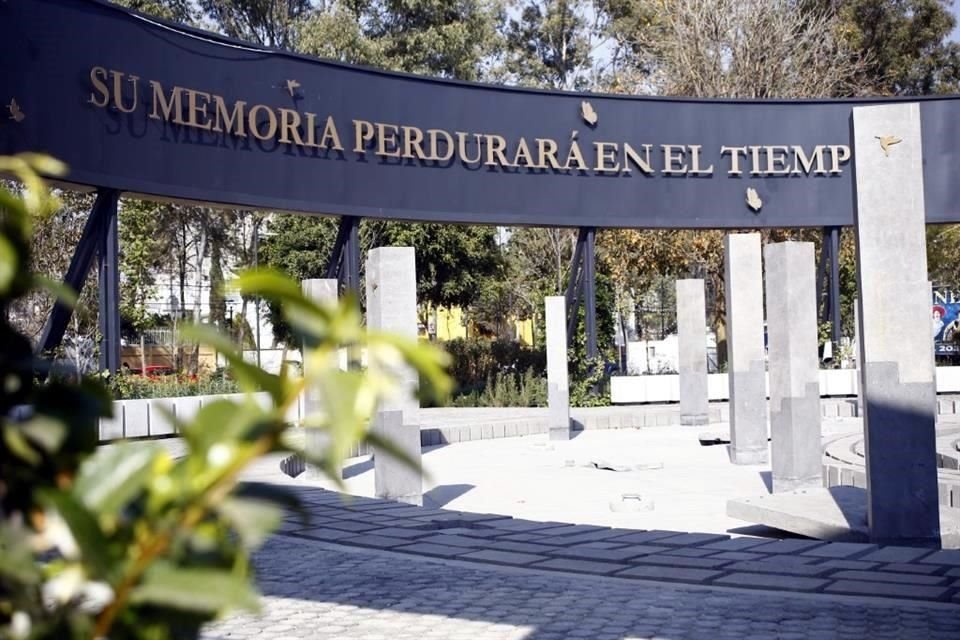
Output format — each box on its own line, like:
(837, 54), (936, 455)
(677, 279), (709, 426)
(545, 296), (571, 440)
(366, 247), (420, 426)
(764, 242), (821, 492)
(366, 247), (422, 505)
(852, 102), (939, 546)
(724, 233), (768, 464)
(301, 278), (339, 478)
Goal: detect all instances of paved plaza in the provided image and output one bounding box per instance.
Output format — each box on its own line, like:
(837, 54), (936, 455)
(194, 418), (960, 639)
(202, 535), (960, 640)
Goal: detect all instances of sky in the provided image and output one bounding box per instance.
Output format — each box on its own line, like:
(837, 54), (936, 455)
(953, 4), (960, 42)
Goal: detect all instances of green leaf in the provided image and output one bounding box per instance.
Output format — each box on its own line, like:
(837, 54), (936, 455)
(131, 562), (260, 614)
(19, 415), (67, 453)
(234, 482), (305, 520)
(179, 324), (283, 401)
(180, 398), (268, 454)
(2, 424), (40, 465)
(73, 442), (159, 517)
(216, 496), (282, 549)
(37, 491), (112, 579)
(0, 234), (18, 294)
(32, 275), (78, 306)
(0, 525), (43, 585)
(364, 430), (425, 478)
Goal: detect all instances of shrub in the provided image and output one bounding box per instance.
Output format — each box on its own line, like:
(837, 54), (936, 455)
(0, 155), (451, 639)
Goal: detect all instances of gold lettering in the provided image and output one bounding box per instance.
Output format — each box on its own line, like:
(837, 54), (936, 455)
(748, 145), (764, 175)
(248, 104), (277, 141)
(428, 129), (455, 162)
(402, 126), (427, 160)
(89, 67), (110, 108)
(661, 144), (687, 175)
(622, 143), (653, 175)
(278, 108), (304, 145)
(513, 138), (539, 168)
(110, 70), (139, 113)
(791, 145), (826, 175)
(564, 141), (587, 171)
(594, 142), (619, 172)
(211, 95), (245, 136)
(149, 81), (182, 123)
(484, 134), (510, 166)
(353, 120), (374, 153)
(721, 146), (747, 176)
(185, 89), (212, 130)
(304, 112), (318, 146)
(457, 132), (483, 164)
(376, 123), (401, 157)
(765, 145), (790, 176)
(536, 138), (563, 170)
(828, 145), (851, 174)
(688, 145), (713, 175)
(319, 116), (343, 150)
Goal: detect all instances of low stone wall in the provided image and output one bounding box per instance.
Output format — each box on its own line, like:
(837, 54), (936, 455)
(822, 429), (960, 511)
(611, 366), (960, 404)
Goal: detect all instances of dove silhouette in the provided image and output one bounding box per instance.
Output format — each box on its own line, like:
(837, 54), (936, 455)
(285, 79), (301, 97)
(580, 101), (598, 126)
(875, 135), (902, 157)
(746, 188), (763, 212)
(7, 98), (24, 122)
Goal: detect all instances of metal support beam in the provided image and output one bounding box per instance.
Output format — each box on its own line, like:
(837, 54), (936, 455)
(563, 227), (598, 359)
(98, 197), (121, 372)
(37, 189), (120, 362)
(565, 228), (587, 342)
(326, 216), (361, 297)
(829, 226), (842, 347)
(584, 227), (598, 360)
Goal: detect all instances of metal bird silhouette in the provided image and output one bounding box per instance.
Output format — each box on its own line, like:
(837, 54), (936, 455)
(875, 135), (902, 157)
(7, 98), (24, 122)
(746, 187), (763, 212)
(580, 100), (598, 126)
(285, 79), (301, 97)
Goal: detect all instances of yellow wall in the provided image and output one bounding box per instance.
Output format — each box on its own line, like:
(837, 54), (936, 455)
(421, 304), (535, 346)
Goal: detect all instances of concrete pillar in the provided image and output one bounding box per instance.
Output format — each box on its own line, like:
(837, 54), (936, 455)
(545, 296), (571, 440)
(366, 247), (422, 504)
(373, 410), (422, 505)
(365, 247), (420, 427)
(724, 233), (768, 464)
(301, 278), (339, 478)
(764, 242), (821, 492)
(677, 279), (709, 426)
(852, 103), (939, 546)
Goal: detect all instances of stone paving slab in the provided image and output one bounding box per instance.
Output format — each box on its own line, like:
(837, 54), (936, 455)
(276, 487), (960, 605)
(204, 535), (960, 640)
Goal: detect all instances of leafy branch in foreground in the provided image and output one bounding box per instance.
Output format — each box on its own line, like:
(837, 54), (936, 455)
(0, 155), (451, 639)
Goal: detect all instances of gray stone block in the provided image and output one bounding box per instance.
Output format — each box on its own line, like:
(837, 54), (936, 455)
(545, 296), (571, 440)
(825, 580), (950, 600)
(714, 573), (829, 591)
(393, 542), (466, 558)
(122, 400), (149, 438)
(533, 558), (629, 575)
(724, 233), (768, 464)
(343, 534), (411, 549)
(459, 549), (548, 566)
(764, 241), (821, 493)
(920, 549), (960, 565)
(148, 398), (176, 436)
(372, 410), (422, 506)
(545, 547), (648, 562)
(677, 279), (709, 426)
(630, 555), (731, 569)
(801, 542), (877, 559)
(99, 406), (124, 441)
(606, 530), (680, 544)
(828, 570), (948, 585)
(852, 103), (940, 546)
(615, 565), (724, 583)
(815, 559), (880, 571)
(700, 537), (770, 552)
(860, 546), (932, 564)
(654, 532), (730, 547)
(723, 560), (832, 576)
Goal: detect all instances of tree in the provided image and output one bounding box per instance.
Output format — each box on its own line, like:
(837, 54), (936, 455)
(501, 0), (600, 90)
(198, 0), (312, 49)
(604, 0), (870, 97)
(810, 0), (960, 95)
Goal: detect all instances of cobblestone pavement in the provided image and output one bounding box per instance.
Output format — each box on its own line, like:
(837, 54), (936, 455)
(203, 535), (960, 640)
